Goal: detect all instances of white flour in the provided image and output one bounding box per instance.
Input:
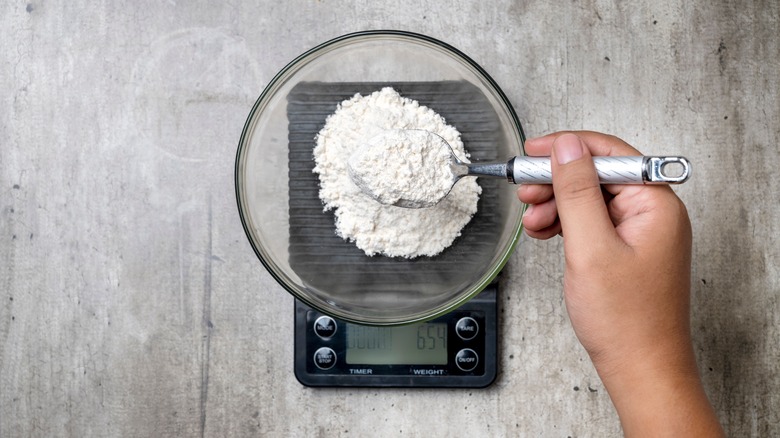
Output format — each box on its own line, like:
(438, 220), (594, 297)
(312, 87), (481, 258)
(347, 129), (454, 208)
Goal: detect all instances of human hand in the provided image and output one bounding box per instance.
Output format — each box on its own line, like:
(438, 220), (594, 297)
(518, 131), (722, 436)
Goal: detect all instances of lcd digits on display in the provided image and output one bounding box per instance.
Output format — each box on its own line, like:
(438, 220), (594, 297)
(345, 323), (448, 365)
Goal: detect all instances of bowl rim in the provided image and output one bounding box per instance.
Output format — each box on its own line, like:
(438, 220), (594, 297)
(234, 30), (526, 326)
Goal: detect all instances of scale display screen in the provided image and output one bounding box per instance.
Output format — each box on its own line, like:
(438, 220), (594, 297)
(345, 323), (448, 365)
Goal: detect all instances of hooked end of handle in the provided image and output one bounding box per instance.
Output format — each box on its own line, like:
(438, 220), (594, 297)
(644, 156), (692, 184)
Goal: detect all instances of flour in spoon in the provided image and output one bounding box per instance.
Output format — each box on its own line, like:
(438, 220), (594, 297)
(313, 87), (481, 258)
(347, 129), (455, 207)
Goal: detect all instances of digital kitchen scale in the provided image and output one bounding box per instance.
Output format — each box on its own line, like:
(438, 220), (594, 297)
(294, 284), (498, 388)
(285, 81), (504, 387)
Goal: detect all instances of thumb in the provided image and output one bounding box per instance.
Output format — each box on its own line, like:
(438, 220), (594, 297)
(551, 133), (620, 254)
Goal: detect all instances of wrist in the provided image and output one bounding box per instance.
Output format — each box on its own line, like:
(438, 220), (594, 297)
(594, 345), (724, 437)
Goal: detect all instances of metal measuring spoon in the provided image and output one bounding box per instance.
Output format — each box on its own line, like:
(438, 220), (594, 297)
(348, 129), (691, 209)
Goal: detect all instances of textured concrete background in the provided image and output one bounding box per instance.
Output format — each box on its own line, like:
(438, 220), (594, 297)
(1, 1), (778, 436)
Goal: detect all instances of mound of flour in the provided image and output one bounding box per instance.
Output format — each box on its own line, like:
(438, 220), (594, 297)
(312, 87), (481, 258)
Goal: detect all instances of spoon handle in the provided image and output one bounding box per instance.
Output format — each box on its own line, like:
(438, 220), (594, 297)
(506, 156), (691, 184)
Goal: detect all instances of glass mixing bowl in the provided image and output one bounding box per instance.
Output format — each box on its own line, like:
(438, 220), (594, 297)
(235, 30), (525, 325)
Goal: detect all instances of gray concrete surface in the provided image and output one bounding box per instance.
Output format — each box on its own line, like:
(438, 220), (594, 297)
(1, 1), (778, 436)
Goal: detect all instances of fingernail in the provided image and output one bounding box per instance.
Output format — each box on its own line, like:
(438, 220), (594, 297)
(553, 134), (584, 165)
(522, 204), (534, 218)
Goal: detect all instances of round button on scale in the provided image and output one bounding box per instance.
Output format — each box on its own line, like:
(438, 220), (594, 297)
(455, 316), (479, 340)
(313, 347), (337, 370)
(313, 315), (337, 339)
(455, 348), (479, 372)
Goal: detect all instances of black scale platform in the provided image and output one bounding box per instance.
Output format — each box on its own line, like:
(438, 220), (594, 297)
(286, 81), (505, 296)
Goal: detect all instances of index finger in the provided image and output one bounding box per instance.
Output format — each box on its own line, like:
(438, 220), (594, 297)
(525, 131), (642, 157)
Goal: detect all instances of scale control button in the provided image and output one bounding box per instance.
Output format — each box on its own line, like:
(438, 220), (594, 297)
(455, 348), (479, 371)
(455, 348), (479, 372)
(455, 317), (479, 340)
(313, 347), (337, 370)
(313, 315), (337, 339)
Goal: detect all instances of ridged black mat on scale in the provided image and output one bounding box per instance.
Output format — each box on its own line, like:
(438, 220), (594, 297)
(287, 81), (503, 299)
